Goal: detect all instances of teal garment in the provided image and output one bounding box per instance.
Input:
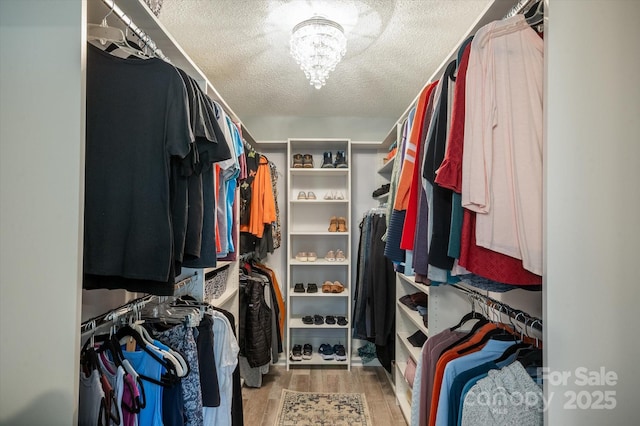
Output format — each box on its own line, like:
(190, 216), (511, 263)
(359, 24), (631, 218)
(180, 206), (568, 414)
(448, 193), (463, 258)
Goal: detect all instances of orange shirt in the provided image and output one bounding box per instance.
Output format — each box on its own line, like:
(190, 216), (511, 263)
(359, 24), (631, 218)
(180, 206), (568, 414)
(393, 82), (437, 211)
(239, 155), (276, 238)
(426, 323), (499, 426)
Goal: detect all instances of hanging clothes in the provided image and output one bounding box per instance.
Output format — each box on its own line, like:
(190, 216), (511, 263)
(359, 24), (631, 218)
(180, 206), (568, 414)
(353, 210), (396, 372)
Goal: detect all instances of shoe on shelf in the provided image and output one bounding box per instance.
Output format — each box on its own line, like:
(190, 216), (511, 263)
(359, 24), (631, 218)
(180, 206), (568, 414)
(333, 344), (347, 361)
(307, 191), (317, 200)
(337, 316), (348, 326)
(322, 280), (333, 293)
(325, 315), (336, 325)
(337, 217), (347, 232)
(319, 343), (335, 360)
(302, 344), (313, 360)
(324, 191), (335, 200)
(290, 344), (303, 361)
(297, 191), (307, 200)
(328, 216), (338, 232)
(325, 250), (336, 261)
(307, 283), (318, 293)
(294, 283), (305, 293)
(321, 151), (334, 168)
(292, 153), (304, 168)
(302, 315), (314, 325)
(335, 191), (345, 200)
(335, 249), (346, 261)
(314, 314), (324, 325)
(307, 251), (317, 261)
(295, 252), (308, 261)
(334, 150), (348, 168)
(302, 153), (314, 168)
(331, 281), (345, 293)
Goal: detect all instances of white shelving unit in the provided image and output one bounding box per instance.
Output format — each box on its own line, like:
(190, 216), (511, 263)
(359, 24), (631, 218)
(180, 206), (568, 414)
(286, 138), (352, 370)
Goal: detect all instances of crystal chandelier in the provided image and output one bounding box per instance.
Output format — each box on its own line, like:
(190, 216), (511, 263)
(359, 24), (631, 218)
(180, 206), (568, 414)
(290, 16), (347, 89)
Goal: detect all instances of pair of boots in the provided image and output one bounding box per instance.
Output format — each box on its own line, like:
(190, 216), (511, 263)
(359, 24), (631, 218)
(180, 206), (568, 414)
(321, 151), (347, 168)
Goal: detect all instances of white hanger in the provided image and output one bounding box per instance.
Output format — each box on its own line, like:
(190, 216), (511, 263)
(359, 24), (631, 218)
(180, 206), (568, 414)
(88, 2), (148, 59)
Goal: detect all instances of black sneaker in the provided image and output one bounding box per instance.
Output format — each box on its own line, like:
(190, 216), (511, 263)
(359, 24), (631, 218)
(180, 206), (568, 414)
(337, 316), (348, 326)
(334, 150), (347, 168)
(333, 344), (347, 361)
(307, 283), (318, 293)
(294, 283), (305, 293)
(314, 314), (324, 325)
(302, 344), (313, 359)
(325, 315), (336, 325)
(290, 344), (303, 361)
(321, 151), (334, 168)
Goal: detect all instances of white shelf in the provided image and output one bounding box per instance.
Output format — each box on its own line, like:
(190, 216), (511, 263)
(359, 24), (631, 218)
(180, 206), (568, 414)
(398, 273), (430, 295)
(397, 301), (429, 336)
(290, 231), (350, 236)
(289, 318), (350, 329)
(203, 261), (232, 275)
(394, 362), (412, 423)
(373, 193), (389, 202)
(288, 351), (350, 365)
(290, 168), (349, 176)
(290, 199), (349, 204)
(209, 286), (238, 307)
(377, 157), (395, 176)
(397, 331), (423, 362)
(290, 259), (349, 266)
(289, 292), (349, 297)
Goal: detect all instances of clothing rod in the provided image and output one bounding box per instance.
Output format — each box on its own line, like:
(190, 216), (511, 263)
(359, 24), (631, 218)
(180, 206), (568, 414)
(80, 294), (155, 332)
(503, 0), (538, 19)
(99, 0), (168, 61)
(451, 284), (543, 332)
(80, 273), (198, 331)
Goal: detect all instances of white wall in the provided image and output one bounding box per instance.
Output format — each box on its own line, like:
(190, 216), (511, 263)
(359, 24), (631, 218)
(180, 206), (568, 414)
(243, 115), (396, 141)
(545, 0), (640, 424)
(0, 0), (85, 423)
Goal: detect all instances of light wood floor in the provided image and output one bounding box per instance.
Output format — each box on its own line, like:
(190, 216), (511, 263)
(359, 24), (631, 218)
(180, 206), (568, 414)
(241, 364), (408, 426)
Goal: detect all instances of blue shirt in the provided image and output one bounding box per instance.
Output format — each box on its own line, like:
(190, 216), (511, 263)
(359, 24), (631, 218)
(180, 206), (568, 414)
(435, 339), (518, 426)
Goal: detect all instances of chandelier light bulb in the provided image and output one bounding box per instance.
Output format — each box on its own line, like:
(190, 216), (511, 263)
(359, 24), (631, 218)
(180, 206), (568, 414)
(290, 16), (347, 89)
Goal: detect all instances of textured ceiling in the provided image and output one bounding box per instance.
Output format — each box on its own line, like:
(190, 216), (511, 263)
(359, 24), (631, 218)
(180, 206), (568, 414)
(157, 0), (492, 121)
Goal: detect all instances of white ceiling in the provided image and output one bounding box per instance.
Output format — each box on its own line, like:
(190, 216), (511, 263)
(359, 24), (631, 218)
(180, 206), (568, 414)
(157, 0), (493, 130)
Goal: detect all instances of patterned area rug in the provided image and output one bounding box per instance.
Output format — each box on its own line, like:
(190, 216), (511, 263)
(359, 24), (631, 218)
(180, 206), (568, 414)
(275, 389), (372, 426)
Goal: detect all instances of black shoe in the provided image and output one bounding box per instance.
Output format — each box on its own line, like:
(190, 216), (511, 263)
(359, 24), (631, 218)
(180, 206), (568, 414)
(337, 316), (348, 326)
(321, 151), (334, 168)
(333, 344), (347, 361)
(334, 150), (347, 168)
(302, 315), (314, 324)
(307, 283), (318, 293)
(294, 283), (305, 293)
(290, 344), (303, 361)
(325, 315), (336, 325)
(314, 314), (324, 325)
(302, 344), (313, 359)
(372, 183), (390, 197)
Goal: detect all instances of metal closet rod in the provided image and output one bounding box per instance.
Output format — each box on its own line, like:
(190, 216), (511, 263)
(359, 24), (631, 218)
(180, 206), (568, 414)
(504, 0), (540, 19)
(80, 272), (198, 332)
(450, 283), (543, 332)
(99, 0), (168, 61)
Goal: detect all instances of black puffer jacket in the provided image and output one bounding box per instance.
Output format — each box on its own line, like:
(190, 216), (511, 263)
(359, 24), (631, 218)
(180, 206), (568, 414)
(239, 276), (272, 367)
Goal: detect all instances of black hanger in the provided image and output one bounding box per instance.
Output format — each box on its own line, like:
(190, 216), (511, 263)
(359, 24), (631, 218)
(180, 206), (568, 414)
(493, 342), (531, 364)
(440, 319), (491, 354)
(525, 0), (544, 27)
(449, 310), (487, 331)
(517, 348), (543, 369)
(457, 326), (518, 355)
